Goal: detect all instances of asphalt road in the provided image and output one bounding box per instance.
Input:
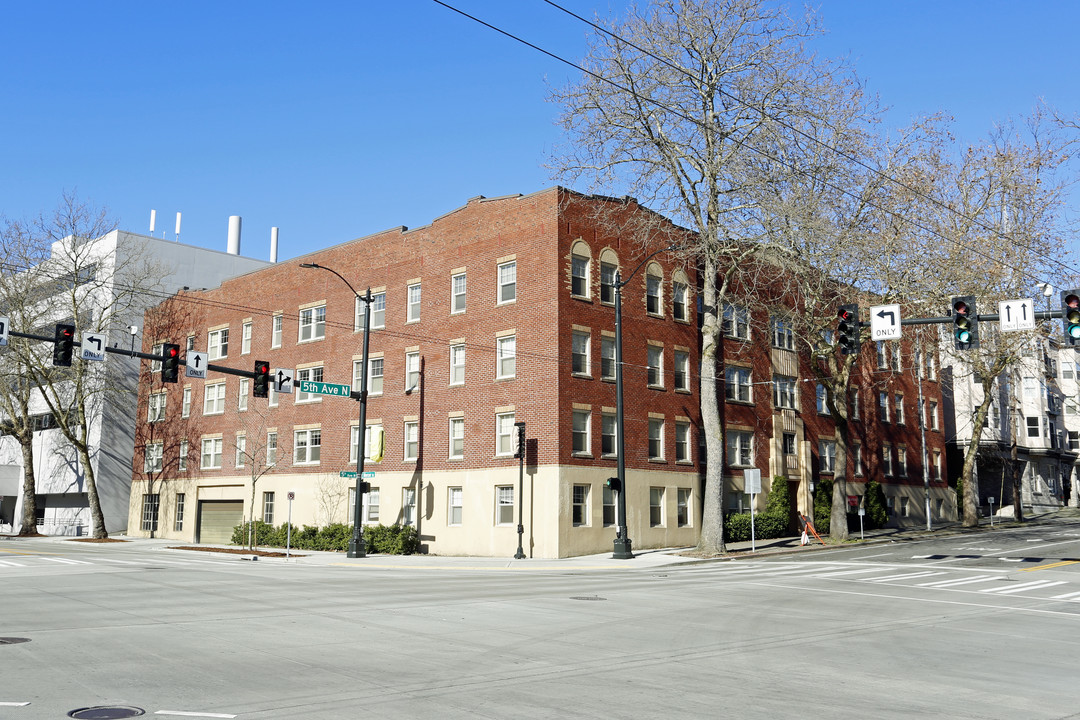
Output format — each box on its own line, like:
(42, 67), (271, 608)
(3, 520), (1080, 719)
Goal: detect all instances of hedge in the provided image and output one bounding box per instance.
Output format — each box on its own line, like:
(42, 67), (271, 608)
(231, 521), (420, 554)
(724, 475), (792, 543)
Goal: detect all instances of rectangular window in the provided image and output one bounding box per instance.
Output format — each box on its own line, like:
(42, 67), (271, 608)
(449, 344), (466, 386)
(371, 292), (386, 329)
(878, 391), (890, 422)
(929, 400), (939, 430)
(267, 431), (277, 466)
(648, 418), (664, 460)
(650, 487), (664, 527)
(405, 352), (420, 391)
(178, 439), (188, 472)
(151, 342), (163, 373)
(895, 394), (905, 424)
(1027, 416), (1040, 438)
(600, 336), (616, 380)
(571, 255), (589, 298)
(174, 493), (185, 531)
(497, 335), (516, 379)
(148, 392), (166, 423)
(773, 375), (796, 410)
(771, 317), (794, 350)
(647, 345), (663, 387)
(726, 430), (753, 467)
(404, 420), (419, 461)
(407, 283), (421, 322)
(498, 261), (517, 303)
(674, 350), (690, 391)
(782, 432), (796, 456)
(364, 487), (380, 523)
(882, 445), (893, 476)
(299, 306), (326, 342)
(237, 379), (249, 411)
(572, 331), (590, 375)
(181, 387), (191, 418)
(722, 303), (750, 340)
(449, 417), (464, 460)
(819, 440), (836, 473)
(876, 341), (887, 370)
(496, 486), (514, 525)
(262, 491), (275, 525)
(572, 484), (590, 526)
(675, 421), (691, 463)
(677, 488), (691, 527)
(850, 389), (860, 420)
(1069, 431), (1079, 451)
(350, 424), (384, 463)
(241, 322), (252, 354)
(673, 282), (688, 321)
(600, 262), (616, 304)
(926, 351), (937, 381)
(448, 487), (463, 526)
(572, 410), (590, 455)
(451, 272), (467, 314)
(201, 438), (223, 469)
(368, 357), (384, 395)
(901, 496), (910, 517)
(646, 274), (662, 315)
(296, 366), (324, 403)
(141, 494), (160, 532)
(603, 485), (616, 526)
(271, 315), (283, 349)
(203, 382), (226, 415)
(496, 412), (515, 456)
(853, 443), (864, 476)
(293, 428), (322, 465)
(185, 334), (195, 351)
(816, 384), (830, 415)
(235, 434), (246, 468)
(601, 413), (617, 457)
(897, 447), (908, 477)
(402, 488), (416, 526)
(725, 367), (752, 403)
(144, 442), (163, 473)
(891, 346), (902, 372)
(208, 328), (228, 360)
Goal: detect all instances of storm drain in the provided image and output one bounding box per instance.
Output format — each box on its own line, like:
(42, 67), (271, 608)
(0, 637), (30, 645)
(67, 706), (145, 719)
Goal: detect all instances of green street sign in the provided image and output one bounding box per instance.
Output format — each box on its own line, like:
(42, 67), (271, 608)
(339, 471), (375, 479)
(300, 380), (352, 397)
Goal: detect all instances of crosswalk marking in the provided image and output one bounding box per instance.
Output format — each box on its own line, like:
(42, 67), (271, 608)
(980, 580), (1068, 595)
(38, 556), (91, 565)
(869, 571), (945, 583)
(1050, 590), (1080, 600)
(0, 559), (25, 567)
(811, 567), (887, 578)
(917, 575), (999, 588)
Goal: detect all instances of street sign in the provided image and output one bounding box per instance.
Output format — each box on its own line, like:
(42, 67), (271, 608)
(274, 368), (294, 393)
(744, 468), (761, 495)
(339, 470), (375, 479)
(870, 304), (902, 340)
(287, 491), (295, 501)
(79, 332), (106, 361)
(999, 298), (1035, 333)
(300, 380), (351, 397)
(0, 316), (8, 347)
(185, 350), (208, 379)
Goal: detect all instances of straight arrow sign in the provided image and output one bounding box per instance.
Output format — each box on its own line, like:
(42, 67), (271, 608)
(999, 298), (1035, 332)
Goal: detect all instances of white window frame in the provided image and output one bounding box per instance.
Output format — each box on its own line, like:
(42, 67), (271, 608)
(498, 261), (517, 304)
(407, 283), (421, 322)
(178, 439), (188, 472)
(181, 387), (191, 418)
(647, 345), (663, 388)
(266, 431), (277, 466)
(725, 367), (751, 403)
(451, 272), (466, 314)
(722, 303), (750, 340)
(819, 440), (836, 473)
(496, 485), (515, 526)
(147, 392), (166, 423)
(572, 484), (590, 527)
(293, 428), (322, 466)
(645, 272), (662, 316)
(201, 437), (223, 470)
(203, 382), (226, 416)
(235, 434), (247, 468)
(448, 487), (463, 526)
(404, 420), (419, 461)
(648, 418), (665, 461)
(672, 281), (689, 321)
(449, 344), (466, 386)
(599, 261), (617, 305)
(771, 316), (794, 350)
(600, 336), (616, 381)
(673, 350), (690, 392)
(726, 430), (753, 467)
(405, 352), (420, 392)
(496, 335), (516, 379)
(238, 378), (249, 411)
(496, 412), (515, 457)
(371, 292), (386, 329)
(241, 322), (252, 355)
(449, 417), (464, 460)
(572, 410), (591, 455)
(144, 442), (163, 473)
(571, 255), (589, 298)
(601, 413), (617, 457)
(298, 306), (326, 343)
(773, 375), (796, 410)
(572, 331), (590, 376)
(271, 315), (283, 349)
(296, 366), (324, 404)
(208, 328), (229, 361)
(675, 421), (691, 463)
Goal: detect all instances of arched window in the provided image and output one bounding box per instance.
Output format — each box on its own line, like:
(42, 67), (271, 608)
(672, 269), (691, 322)
(570, 241), (592, 299)
(599, 249), (619, 305)
(645, 262), (663, 316)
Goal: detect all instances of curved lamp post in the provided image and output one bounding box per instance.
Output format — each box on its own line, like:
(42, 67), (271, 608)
(612, 243), (677, 560)
(300, 262), (372, 558)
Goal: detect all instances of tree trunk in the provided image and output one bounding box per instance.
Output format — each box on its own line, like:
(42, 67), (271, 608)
(830, 417), (850, 542)
(1010, 452), (1025, 523)
(17, 438), (38, 536)
(79, 445), (108, 539)
(697, 264), (726, 555)
(960, 388), (995, 528)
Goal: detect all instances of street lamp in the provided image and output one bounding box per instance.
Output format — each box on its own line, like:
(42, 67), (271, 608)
(300, 262), (373, 558)
(611, 243), (677, 560)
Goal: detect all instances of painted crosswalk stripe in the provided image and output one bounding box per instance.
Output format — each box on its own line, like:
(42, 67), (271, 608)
(869, 571), (945, 583)
(38, 557), (90, 565)
(981, 580), (1068, 595)
(917, 575), (999, 588)
(0, 559), (26, 567)
(1050, 590), (1080, 600)
(812, 567), (888, 578)
(95, 558), (143, 565)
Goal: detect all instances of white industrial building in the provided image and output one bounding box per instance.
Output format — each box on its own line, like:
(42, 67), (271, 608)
(0, 220), (272, 535)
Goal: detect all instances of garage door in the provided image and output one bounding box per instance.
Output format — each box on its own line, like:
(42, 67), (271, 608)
(197, 500), (244, 545)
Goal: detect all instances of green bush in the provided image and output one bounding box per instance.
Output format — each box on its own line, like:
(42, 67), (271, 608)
(363, 524), (420, 554)
(230, 521), (421, 554)
(864, 480), (889, 530)
(813, 476), (833, 535)
(724, 476), (792, 543)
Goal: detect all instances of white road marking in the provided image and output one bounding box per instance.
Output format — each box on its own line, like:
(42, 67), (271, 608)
(917, 575), (1000, 588)
(980, 580), (1068, 595)
(0, 701), (31, 706)
(0, 559), (26, 567)
(869, 571), (945, 583)
(155, 712), (237, 718)
(811, 567), (887, 578)
(37, 556), (90, 565)
(1050, 590), (1080, 600)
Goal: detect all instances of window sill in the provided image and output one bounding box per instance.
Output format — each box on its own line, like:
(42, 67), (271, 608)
(297, 337), (325, 344)
(676, 459), (694, 466)
(601, 377), (616, 383)
(648, 384), (665, 391)
(496, 299), (517, 307)
(495, 376), (516, 382)
(726, 399), (754, 406)
(570, 294), (591, 302)
(572, 372), (592, 380)
(295, 399), (323, 405)
(675, 387), (692, 394)
(405, 319), (420, 325)
(648, 457), (666, 464)
(601, 453), (617, 460)
(674, 316), (691, 325)
(572, 452), (594, 459)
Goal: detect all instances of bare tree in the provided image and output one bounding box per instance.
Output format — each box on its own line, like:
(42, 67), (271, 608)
(315, 473), (349, 526)
(235, 402), (289, 549)
(550, 0), (872, 552)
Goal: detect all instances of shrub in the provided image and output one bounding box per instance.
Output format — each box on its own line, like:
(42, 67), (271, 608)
(363, 524), (420, 554)
(813, 476), (833, 535)
(723, 476), (792, 543)
(864, 480), (889, 530)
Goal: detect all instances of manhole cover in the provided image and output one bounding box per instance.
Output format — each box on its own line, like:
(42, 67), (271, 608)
(68, 706), (145, 719)
(570, 596), (607, 601)
(0, 637), (30, 645)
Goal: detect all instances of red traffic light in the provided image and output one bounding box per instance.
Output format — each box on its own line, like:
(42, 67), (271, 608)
(953, 300), (969, 315)
(838, 308), (850, 321)
(256, 362), (268, 373)
(167, 346), (179, 358)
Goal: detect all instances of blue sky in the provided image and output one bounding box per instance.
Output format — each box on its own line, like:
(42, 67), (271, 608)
(1, 1), (1076, 263)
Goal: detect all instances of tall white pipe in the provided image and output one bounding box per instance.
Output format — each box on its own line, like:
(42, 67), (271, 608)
(227, 216), (242, 255)
(270, 226), (279, 263)
(175, 212), (182, 242)
(149, 209), (156, 234)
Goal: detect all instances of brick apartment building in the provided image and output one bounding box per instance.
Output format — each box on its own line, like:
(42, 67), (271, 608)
(128, 187), (952, 557)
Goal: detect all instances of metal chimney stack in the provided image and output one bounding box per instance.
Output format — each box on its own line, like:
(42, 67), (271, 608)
(227, 216), (242, 255)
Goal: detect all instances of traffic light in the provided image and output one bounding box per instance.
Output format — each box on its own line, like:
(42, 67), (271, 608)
(951, 296), (979, 350)
(53, 324), (75, 366)
(161, 344), (180, 383)
(836, 304), (860, 355)
(253, 361), (270, 398)
(606, 477), (622, 493)
(1062, 290), (1080, 346)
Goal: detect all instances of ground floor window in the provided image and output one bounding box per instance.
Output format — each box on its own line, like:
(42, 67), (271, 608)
(174, 493), (185, 532)
(496, 486), (514, 525)
(572, 484), (590, 526)
(677, 488), (691, 527)
(141, 494), (160, 532)
(650, 487), (664, 527)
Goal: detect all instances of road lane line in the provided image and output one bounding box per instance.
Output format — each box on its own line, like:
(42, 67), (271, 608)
(155, 711), (237, 718)
(980, 580), (1068, 594)
(993, 581), (1067, 595)
(1050, 590), (1080, 600)
(37, 557), (90, 565)
(1019, 560), (1080, 572)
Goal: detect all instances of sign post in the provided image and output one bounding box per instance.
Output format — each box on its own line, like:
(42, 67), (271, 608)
(286, 491), (295, 559)
(988, 496), (995, 527)
(745, 469), (761, 553)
